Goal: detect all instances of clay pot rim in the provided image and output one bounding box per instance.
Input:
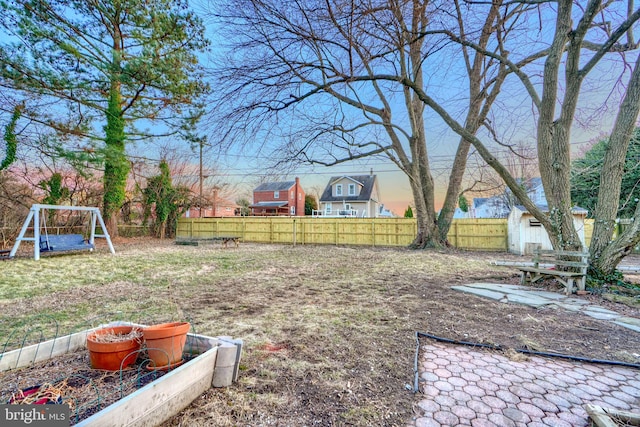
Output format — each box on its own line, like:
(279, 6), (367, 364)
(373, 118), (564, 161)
(142, 322), (190, 340)
(87, 326), (142, 353)
(87, 325), (142, 342)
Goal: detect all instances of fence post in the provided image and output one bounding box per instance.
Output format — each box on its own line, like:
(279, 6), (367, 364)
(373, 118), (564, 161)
(372, 219), (375, 247)
(293, 218), (297, 246)
(270, 218), (274, 244)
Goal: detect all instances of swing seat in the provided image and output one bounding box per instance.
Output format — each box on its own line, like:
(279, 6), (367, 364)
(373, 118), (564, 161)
(39, 234), (94, 253)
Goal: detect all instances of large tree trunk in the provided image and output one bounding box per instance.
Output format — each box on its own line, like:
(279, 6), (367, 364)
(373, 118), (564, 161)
(594, 202), (640, 274)
(437, 139), (471, 242)
(590, 54), (640, 274)
(401, 0), (446, 248)
(102, 32), (129, 238)
(536, 0), (586, 251)
(409, 144), (444, 248)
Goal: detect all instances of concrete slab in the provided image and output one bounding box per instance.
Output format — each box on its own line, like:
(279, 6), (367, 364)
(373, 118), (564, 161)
(454, 282), (640, 333)
(562, 298), (591, 306)
(504, 293), (557, 308)
(451, 285), (506, 301)
(465, 283), (531, 292)
(616, 316), (640, 327)
(524, 290), (568, 300)
(505, 289), (565, 300)
(553, 302), (585, 312)
(583, 306), (621, 315)
(582, 310), (621, 321)
(614, 319), (640, 333)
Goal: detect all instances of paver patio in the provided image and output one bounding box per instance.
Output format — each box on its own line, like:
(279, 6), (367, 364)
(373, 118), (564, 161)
(410, 283), (640, 426)
(411, 340), (640, 427)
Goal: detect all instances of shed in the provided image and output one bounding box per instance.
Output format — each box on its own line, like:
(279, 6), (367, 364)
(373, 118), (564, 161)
(507, 205), (588, 255)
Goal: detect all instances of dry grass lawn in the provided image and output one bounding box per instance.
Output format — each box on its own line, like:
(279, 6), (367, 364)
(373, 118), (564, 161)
(1, 238), (639, 426)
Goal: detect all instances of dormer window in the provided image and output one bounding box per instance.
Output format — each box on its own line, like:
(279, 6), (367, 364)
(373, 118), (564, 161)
(348, 184), (356, 196)
(336, 184), (343, 196)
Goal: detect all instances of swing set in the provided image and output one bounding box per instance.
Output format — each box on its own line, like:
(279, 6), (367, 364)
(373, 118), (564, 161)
(8, 204), (115, 261)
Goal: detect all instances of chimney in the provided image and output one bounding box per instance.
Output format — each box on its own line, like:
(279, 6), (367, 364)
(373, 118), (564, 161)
(294, 177), (300, 216)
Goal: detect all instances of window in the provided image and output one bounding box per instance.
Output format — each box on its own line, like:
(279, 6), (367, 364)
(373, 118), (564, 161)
(274, 191), (280, 198)
(529, 219), (542, 227)
(348, 184), (356, 195)
(325, 203), (332, 213)
(290, 206), (295, 215)
(290, 191), (294, 199)
(336, 184), (343, 196)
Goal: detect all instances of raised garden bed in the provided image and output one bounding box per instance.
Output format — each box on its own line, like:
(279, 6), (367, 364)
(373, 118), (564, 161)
(586, 404), (640, 427)
(0, 323), (242, 426)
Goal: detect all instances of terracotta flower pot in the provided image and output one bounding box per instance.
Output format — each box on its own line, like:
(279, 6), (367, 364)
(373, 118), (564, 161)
(142, 322), (190, 369)
(86, 326), (142, 371)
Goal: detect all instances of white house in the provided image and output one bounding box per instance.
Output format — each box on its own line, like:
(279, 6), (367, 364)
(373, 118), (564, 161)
(473, 177), (547, 219)
(316, 174), (381, 217)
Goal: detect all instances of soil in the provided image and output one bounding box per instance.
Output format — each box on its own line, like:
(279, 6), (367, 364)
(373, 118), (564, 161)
(160, 244), (640, 427)
(0, 349), (172, 425)
(1, 239), (639, 426)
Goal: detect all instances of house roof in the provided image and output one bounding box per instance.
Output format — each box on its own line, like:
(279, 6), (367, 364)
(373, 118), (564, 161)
(208, 197), (239, 208)
(319, 175), (378, 202)
(473, 197), (488, 208)
(513, 204), (588, 215)
(249, 201), (289, 208)
(328, 176), (364, 187)
(254, 181), (295, 192)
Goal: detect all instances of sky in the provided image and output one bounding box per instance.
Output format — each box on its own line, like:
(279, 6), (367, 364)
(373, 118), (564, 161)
(3, 1), (635, 217)
(169, 0), (633, 217)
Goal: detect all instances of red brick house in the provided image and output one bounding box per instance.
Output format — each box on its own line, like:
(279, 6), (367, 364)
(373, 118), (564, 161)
(250, 178), (305, 216)
(185, 194), (239, 218)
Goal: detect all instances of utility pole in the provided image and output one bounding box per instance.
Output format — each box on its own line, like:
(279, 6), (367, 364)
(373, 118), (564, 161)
(199, 139), (203, 218)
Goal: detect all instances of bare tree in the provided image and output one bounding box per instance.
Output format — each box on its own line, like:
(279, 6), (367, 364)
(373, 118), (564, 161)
(207, 0), (529, 247)
(422, 1), (640, 274)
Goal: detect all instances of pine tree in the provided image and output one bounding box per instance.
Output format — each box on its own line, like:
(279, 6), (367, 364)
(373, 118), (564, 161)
(0, 0), (209, 235)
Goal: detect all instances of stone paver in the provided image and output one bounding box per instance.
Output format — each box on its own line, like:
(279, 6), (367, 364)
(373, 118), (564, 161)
(411, 341), (640, 426)
(453, 283), (640, 333)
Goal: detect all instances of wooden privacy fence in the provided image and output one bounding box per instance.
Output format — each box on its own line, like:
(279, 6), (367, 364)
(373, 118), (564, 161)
(176, 217), (509, 250)
(583, 218), (640, 253)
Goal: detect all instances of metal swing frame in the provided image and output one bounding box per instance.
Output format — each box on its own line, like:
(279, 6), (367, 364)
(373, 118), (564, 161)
(9, 204), (115, 260)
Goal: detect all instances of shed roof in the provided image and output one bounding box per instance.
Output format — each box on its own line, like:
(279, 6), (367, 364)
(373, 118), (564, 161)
(513, 204), (588, 215)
